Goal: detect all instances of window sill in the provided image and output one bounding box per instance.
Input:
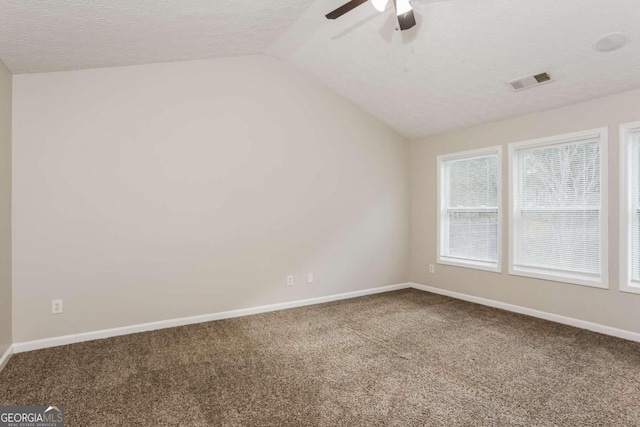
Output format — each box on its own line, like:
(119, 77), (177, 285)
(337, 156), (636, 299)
(620, 283), (640, 295)
(509, 266), (608, 289)
(438, 257), (501, 274)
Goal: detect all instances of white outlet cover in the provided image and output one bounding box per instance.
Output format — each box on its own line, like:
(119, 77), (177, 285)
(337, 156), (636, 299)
(307, 273), (313, 283)
(287, 275), (294, 286)
(52, 299), (63, 314)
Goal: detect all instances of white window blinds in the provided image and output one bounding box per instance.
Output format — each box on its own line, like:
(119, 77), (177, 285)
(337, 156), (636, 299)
(510, 129), (607, 287)
(439, 149), (500, 271)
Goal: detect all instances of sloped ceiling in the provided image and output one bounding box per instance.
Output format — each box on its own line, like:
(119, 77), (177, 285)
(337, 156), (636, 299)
(269, 0), (640, 138)
(0, 0), (315, 73)
(1, 0), (640, 139)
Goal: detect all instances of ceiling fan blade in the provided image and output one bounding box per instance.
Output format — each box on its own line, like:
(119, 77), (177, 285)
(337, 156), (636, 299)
(325, 0), (369, 19)
(397, 8), (416, 30)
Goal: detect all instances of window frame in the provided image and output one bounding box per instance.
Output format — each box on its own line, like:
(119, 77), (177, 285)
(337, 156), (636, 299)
(619, 121), (640, 295)
(508, 127), (609, 289)
(437, 146), (503, 273)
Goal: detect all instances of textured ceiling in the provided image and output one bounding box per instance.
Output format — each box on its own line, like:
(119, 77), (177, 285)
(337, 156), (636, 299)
(269, 0), (640, 138)
(1, 0), (640, 138)
(0, 0), (315, 73)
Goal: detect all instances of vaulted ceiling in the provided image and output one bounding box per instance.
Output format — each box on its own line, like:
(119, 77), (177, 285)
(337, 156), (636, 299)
(0, 0), (315, 73)
(1, 0), (640, 139)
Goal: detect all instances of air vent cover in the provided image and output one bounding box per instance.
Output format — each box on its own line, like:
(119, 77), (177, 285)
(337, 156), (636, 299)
(508, 72), (553, 92)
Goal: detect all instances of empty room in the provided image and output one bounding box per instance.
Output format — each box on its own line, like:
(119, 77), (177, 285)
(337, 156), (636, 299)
(0, 0), (639, 425)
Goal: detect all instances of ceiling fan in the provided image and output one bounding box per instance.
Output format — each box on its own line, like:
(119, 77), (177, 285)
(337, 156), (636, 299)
(326, 0), (416, 31)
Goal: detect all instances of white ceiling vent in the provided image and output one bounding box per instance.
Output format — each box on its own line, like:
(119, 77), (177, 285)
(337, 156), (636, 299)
(507, 72), (554, 92)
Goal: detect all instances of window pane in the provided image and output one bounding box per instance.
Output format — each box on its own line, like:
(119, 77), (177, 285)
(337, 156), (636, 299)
(513, 135), (602, 282)
(448, 211), (498, 262)
(631, 131), (640, 282)
(440, 150), (500, 269)
(448, 155), (498, 208)
(518, 210), (600, 275)
(635, 209), (640, 282)
(520, 140), (600, 209)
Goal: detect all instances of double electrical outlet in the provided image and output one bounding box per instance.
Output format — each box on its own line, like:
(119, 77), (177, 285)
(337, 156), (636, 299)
(287, 273), (313, 286)
(52, 299), (63, 314)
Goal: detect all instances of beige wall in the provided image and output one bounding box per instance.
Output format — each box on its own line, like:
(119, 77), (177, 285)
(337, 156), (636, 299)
(12, 55), (410, 342)
(411, 87), (640, 334)
(13, 53), (640, 344)
(0, 60), (11, 355)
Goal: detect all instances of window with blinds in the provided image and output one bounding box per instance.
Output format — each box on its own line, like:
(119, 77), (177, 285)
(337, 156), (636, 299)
(438, 147), (501, 272)
(620, 123), (640, 294)
(509, 128), (608, 288)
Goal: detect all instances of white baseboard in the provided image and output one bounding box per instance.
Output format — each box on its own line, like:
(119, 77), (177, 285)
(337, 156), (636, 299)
(0, 344), (13, 372)
(13, 281), (637, 354)
(13, 283), (412, 353)
(411, 283), (640, 343)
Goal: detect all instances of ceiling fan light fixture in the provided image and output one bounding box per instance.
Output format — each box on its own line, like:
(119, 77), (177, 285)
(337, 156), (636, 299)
(371, 0), (389, 12)
(325, 0), (415, 30)
(371, 0), (388, 12)
(395, 0), (412, 16)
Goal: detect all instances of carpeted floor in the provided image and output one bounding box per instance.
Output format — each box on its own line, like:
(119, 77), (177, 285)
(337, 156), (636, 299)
(1, 289), (639, 426)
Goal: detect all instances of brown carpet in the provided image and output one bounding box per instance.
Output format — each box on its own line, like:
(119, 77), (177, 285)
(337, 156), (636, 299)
(1, 289), (639, 426)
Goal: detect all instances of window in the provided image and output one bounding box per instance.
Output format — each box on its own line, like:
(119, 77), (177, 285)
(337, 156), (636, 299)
(438, 147), (502, 272)
(620, 122), (640, 294)
(508, 128), (608, 288)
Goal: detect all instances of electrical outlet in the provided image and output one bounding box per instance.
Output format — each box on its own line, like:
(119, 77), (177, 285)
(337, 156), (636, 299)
(307, 272), (313, 284)
(429, 264), (435, 274)
(287, 275), (294, 286)
(52, 299), (63, 314)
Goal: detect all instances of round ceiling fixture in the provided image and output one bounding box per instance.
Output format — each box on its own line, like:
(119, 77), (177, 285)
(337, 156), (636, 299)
(371, 0), (388, 12)
(594, 32), (628, 52)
